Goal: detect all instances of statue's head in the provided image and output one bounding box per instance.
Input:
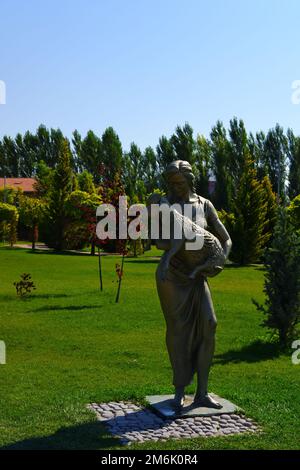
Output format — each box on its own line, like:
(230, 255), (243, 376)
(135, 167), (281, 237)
(164, 160), (195, 199)
(147, 192), (162, 206)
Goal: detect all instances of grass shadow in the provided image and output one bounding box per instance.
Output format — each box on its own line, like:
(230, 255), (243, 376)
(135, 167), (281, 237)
(253, 266), (266, 272)
(0, 293), (70, 302)
(0, 421), (118, 450)
(224, 263), (264, 269)
(0, 246), (93, 257)
(214, 340), (282, 365)
(125, 258), (160, 265)
(32, 293), (70, 299)
(32, 305), (103, 313)
(29, 250), (93, 257)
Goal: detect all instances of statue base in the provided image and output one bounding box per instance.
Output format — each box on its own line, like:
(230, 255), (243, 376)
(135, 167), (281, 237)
(145, 393), (240, 418)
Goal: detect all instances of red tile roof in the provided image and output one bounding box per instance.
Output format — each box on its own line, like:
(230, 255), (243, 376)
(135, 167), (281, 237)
(0, 178), (36, 193)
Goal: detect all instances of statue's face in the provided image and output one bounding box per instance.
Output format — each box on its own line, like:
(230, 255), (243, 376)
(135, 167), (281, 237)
(168, 173), (190, 199)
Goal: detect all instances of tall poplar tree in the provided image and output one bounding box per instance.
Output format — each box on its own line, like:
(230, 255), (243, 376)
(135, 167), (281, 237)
(288, 131), (300, 200)
(210, 121), (233, 211)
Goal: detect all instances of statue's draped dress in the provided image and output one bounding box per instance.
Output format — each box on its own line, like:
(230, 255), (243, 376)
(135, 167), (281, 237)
(156, 195), (218, 388)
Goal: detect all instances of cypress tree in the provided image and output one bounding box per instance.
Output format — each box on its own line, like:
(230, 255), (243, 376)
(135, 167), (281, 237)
(253, 207), (300, 347)
(260, 175), (278, 247)
(46, 139), (73, 250)
(226, 156), (270, 265)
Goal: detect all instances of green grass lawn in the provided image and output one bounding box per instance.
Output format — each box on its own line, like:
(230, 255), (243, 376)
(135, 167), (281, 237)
(0, 246), (299, 450)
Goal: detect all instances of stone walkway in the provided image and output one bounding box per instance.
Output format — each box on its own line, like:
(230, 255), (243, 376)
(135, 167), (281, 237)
(88, 401), (259, 445)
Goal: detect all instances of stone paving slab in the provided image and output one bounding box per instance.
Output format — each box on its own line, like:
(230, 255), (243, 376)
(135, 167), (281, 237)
(146, 393), (239, 418)
(88, 400), (259, 446)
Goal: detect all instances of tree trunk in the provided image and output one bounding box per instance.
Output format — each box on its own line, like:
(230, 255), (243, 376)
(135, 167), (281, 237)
(279, 328), (287, 349)
(32, 224), (38, 250)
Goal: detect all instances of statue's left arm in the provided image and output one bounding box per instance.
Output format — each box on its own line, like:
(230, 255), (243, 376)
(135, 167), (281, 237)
(206, 200), (232, 259)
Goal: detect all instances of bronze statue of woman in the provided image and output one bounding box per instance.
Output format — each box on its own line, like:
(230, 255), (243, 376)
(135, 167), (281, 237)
(154, 160), (232, 410)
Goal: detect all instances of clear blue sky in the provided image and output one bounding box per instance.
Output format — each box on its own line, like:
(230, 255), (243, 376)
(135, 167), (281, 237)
(1, 0), (300, 150)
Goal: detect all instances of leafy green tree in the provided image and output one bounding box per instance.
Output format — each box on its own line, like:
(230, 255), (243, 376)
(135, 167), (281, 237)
(101, 127), (123, 179)
(0, 136), (19, 177)
(99, 170), (126, 254)
(64, 190), (102, 250)
(123, 143), (146, 202)
(288, 194), (300, 231)
(0, 140), (7, 177)
(19, 196), (46, 249)
(51, 128), (71, 167)
(78, 130), (102, 180)
(15, 132), (36, 177)
(262, 124), (288, 201)
(228, 117), (249, 186)
(157, 124), (204, 193)
(22, 131), (39, 176)
(77, 170), (96, 194)
(34, 160), (54, 197)
(194, 135), (211, 198)
(249, 131), (267, 180)
(156, 135), (176, 172)
(0, 202), (19, 246)
(253, 207), (300, 347)
(170, 123), (195, 164)
(0, 126), (71, 178)
(0, 187), (17, 204)
(35, 125), (51, 166)
(35, 126), (67, 168)
(142, 146), (158, 194)
(72, 129), (82, 172)
(260, 175), (278, 247)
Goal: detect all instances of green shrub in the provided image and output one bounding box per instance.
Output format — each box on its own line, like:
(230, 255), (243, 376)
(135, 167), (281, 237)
(0, 202), (19, 246)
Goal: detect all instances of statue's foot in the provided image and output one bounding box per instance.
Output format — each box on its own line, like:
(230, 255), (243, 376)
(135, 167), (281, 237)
(172, 399), (184, 414)
(172, 389), (185, 410)
(193, 394), (222, 409)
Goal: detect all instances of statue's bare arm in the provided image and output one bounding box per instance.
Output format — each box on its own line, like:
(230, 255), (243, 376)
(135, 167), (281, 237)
(206, 200), (232, 259)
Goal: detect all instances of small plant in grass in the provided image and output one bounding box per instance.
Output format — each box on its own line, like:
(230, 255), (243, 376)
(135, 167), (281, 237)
(13, 273), (37, 298)
(115, 263), (123, 280)
(115, 241), (127, 303)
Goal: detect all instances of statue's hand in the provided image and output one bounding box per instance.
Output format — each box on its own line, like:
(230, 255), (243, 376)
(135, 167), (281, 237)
(189, 264), (223, 279)
(207, 265), (223, 277)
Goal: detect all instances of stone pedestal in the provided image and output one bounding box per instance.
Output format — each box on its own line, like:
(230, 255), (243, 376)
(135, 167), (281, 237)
(145, 393), (240, 418)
